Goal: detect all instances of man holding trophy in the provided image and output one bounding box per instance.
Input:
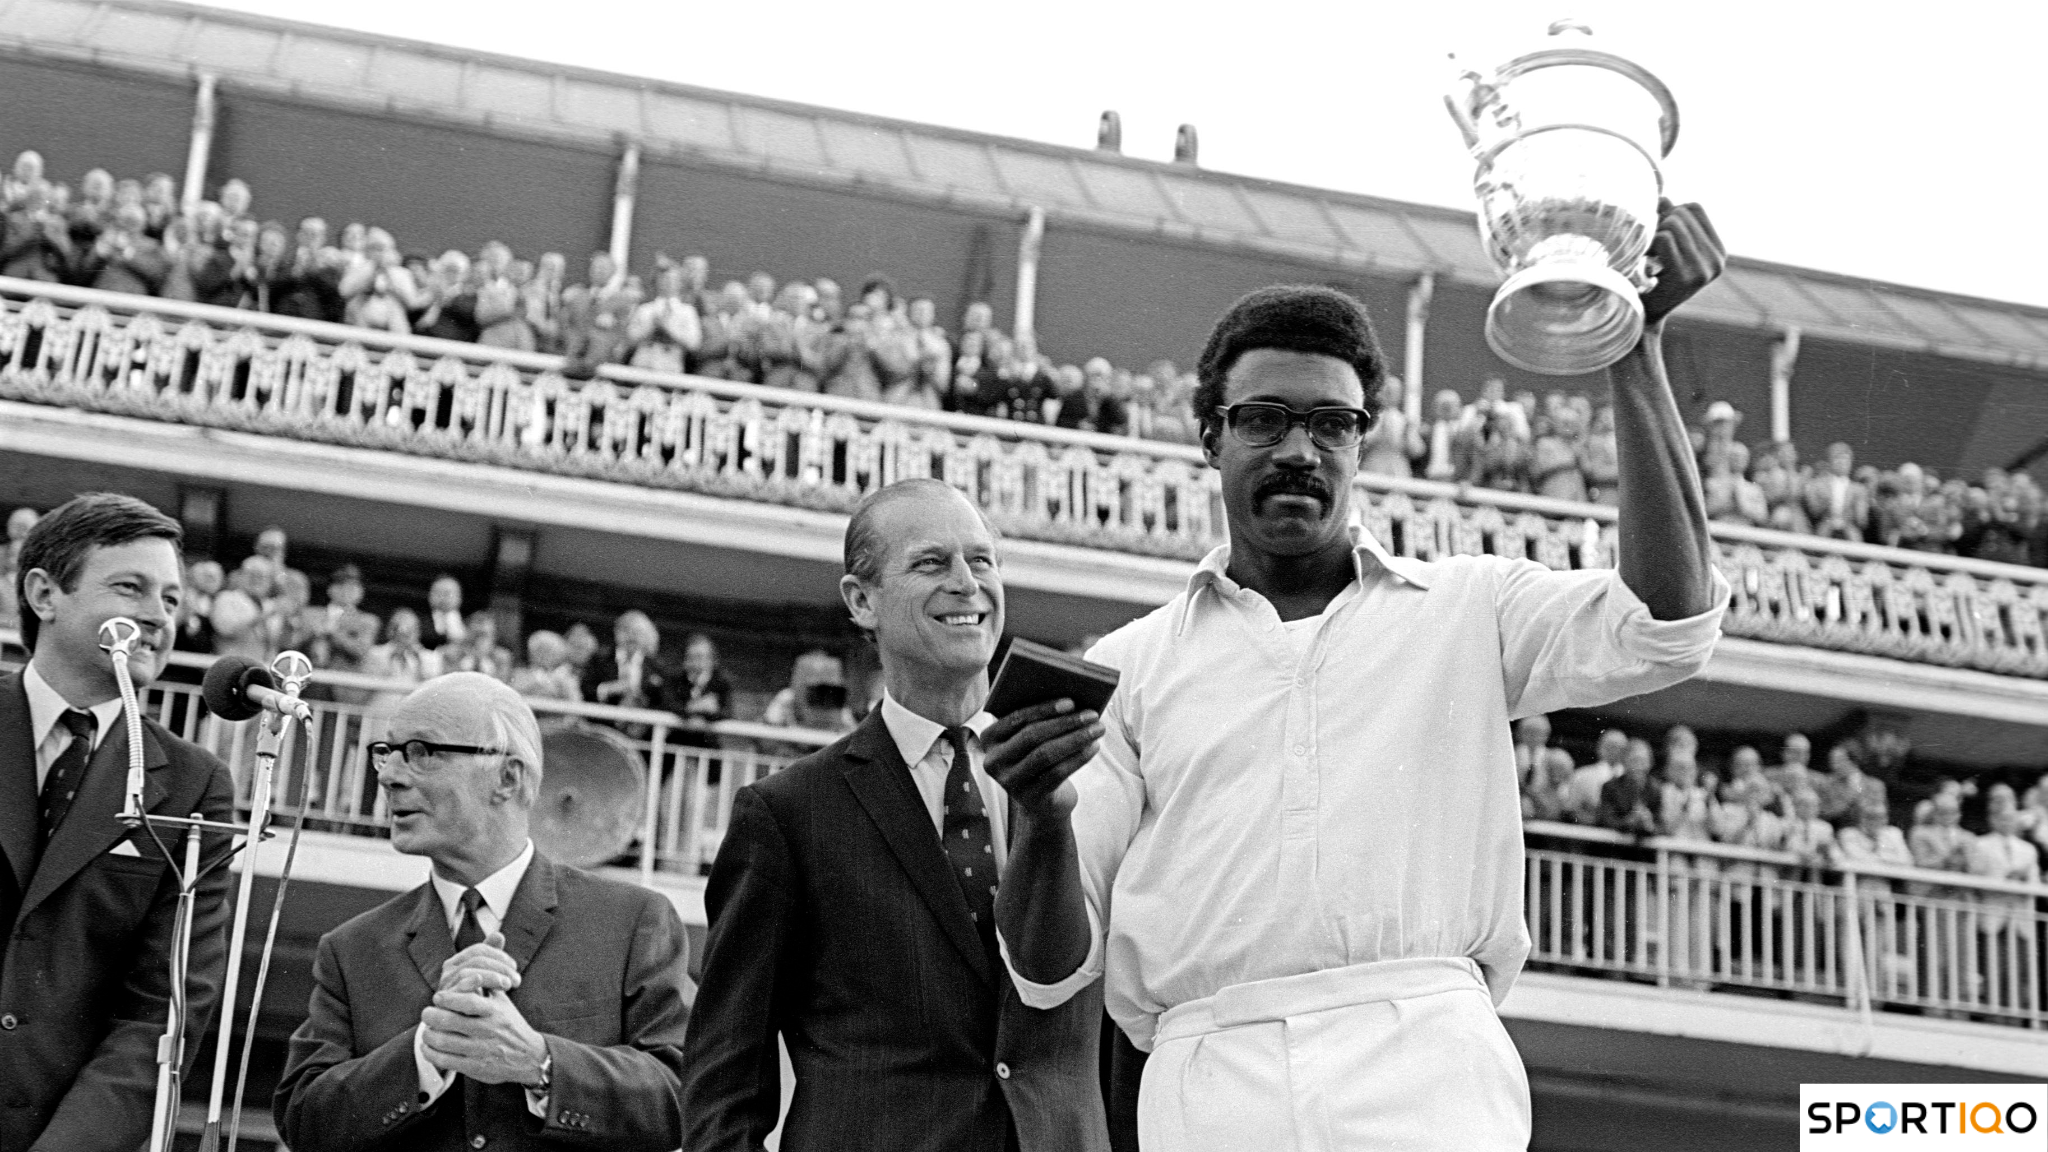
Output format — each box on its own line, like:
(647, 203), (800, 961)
(987, 25), (1730, 1151)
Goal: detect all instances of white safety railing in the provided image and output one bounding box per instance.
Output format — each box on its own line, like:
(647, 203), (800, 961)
(5, 277), (2048, 678)
(130, 652), (838, 880)
(6, 639), (2036, 1031)
(1524, 821), (2047, 1029)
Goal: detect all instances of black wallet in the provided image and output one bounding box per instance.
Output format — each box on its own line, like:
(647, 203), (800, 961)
(983, 638), (1120, 719)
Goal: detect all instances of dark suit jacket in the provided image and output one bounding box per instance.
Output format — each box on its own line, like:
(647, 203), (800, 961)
(684, 711), (1108, 1152)
(1596, 772), (1659, 835)
(578, 650), (685, 715)
(0, 670), (237, 1152)
(274, 852), (693, 1152)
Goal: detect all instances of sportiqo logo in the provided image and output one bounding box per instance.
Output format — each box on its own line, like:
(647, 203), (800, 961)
(1800, 1084), (2047, 1149)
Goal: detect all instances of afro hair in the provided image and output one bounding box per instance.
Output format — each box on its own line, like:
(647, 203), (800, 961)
(1192, 285), (1388, 436)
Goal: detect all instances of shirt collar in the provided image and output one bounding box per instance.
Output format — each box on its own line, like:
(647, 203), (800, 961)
(879, 688), (993, 770)
(1181, 520), (1431, 634)
(430, 838), (535, 931)
(23, 660), (125, 752)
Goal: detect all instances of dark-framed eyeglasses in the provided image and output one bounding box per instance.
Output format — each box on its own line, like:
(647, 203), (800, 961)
(1213, 403), (1372, 450)
(368, 740), (504, 769)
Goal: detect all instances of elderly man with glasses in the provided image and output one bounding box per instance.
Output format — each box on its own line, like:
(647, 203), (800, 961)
(993, 203), (1732, 1151)
(275, 672), (693, 1152)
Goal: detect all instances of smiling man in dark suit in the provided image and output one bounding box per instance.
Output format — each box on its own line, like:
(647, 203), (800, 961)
(274, 672), (693, 1152)
(0, 492), (237, 1151)
(683, 477), (1110, 1152)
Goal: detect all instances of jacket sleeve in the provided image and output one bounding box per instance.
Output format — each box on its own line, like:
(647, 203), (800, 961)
(32, 752), (238, 1152)
(273, 934), (441, 1152)
(529, 893), (693, 1149)
(683, 786), (798, 1152)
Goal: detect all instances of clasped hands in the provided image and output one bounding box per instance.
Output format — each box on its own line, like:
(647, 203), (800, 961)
(419, 931), (549, 1088)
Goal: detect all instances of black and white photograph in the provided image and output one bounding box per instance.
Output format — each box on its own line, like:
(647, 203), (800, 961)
(0, 1), (2042, 1149)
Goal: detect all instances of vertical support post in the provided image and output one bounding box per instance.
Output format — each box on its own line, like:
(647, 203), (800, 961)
(1013, 206), (1046, 347)
(609, 142), (641, 275)
(1404, 273), (1434, 426)
(485, 526), (536, 642)
(176, 485), (226, 562)
(640, 725), (666, 887)
(1770, 326), (1800, 445)
(1656, 845), (1671, 987)
(181, 73), (218, 216)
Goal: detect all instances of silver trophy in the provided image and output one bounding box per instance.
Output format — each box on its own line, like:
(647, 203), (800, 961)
(1447, 20), (1678, 375)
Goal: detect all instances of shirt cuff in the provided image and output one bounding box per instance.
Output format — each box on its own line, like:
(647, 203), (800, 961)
(1606, 565), (1731, 665)
(997, 897), (1103, 1010)
(412, 1024), (455, 1107)
(525, 1086), (550, 1119)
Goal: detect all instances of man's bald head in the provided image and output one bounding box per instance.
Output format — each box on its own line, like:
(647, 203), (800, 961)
(391, 672), (544, 803)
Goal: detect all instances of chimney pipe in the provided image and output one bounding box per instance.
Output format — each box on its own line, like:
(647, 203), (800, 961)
(1174, 124), (1199, 166)
(1097, 111), (1122, 153)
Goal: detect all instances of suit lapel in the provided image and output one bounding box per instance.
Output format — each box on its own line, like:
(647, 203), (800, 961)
(21, 713), (172, 917)
(841, 712), (992, 985)
(0, 674), (38, 895)
(403, 881), (453, 991)
(499, 851), (559, 974)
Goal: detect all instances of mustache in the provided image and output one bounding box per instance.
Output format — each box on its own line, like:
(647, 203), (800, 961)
(1254, 471), (1332, 505)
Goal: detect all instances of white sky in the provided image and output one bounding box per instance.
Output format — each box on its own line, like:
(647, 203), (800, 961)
(205, 0), (2048, 309)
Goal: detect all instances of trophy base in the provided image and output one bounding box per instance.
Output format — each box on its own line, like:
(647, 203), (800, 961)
(1486, 259), (1644, 376)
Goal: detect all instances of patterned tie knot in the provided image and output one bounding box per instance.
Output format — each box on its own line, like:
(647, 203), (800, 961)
(453, 887), (487, 951)
(943, 725), (972, 762)
(60, 709), (96, 743)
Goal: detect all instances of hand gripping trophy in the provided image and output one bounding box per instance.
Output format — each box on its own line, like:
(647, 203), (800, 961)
(1447, 19), (1681, 374)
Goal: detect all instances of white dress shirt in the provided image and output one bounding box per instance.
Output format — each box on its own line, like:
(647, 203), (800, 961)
(877, 691), (1008, 866)
(432, 610), (467, 644)
(879, 691), (1107, 988)
(23, 660), (125, 792)
(1014, 524), (1728, 1050)
(412, 839), (549, 1114)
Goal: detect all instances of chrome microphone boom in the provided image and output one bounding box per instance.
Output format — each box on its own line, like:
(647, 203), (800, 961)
(196, 650), (313, 1152)
(97, 616), (150, 822)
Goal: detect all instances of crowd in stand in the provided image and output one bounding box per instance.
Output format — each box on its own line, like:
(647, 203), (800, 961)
(1367, 380), (2048, 568)
(1515, 713), (2046, 890)
(0, 151), (1200, 443)
(9, 150), (2047, 566)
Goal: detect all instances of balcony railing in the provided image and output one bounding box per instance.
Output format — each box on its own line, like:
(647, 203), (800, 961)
(1524, 822), (2045, 1030)
(5, 277), (2048, 679)
(15, 642), (2034, 1034)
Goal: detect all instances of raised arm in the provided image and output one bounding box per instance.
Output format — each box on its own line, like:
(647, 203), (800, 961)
(1609, 201), (1726, 621)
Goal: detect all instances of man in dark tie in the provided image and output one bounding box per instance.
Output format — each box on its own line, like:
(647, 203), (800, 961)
(424, 575), (468, 651)
(0, 492), (238, 1150)
(684, 477), (1110, 1152)
(274, 672), (693, 1152)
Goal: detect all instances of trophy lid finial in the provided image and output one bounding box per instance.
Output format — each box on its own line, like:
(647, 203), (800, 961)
(1548, 18), (1594, 36)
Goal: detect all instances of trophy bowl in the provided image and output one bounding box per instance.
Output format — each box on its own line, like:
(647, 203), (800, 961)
(1449, 21), (1678, 375)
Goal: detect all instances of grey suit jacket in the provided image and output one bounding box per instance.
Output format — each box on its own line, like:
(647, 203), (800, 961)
(275, 852), (693, 1152)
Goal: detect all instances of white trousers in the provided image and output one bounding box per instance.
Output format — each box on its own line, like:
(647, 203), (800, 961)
(1137, 957), (1530, 1152)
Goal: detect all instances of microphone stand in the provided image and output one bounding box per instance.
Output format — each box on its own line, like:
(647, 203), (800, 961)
(102, 621), (304, 1152)
(196, 651), (312, 1152)
(101, 621), (248, 1152)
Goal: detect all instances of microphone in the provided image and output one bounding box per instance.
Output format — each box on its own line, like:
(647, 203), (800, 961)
(202, 656), (313, 723)
(100, 616), (149, 822)
(98, 616), (143, 660)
